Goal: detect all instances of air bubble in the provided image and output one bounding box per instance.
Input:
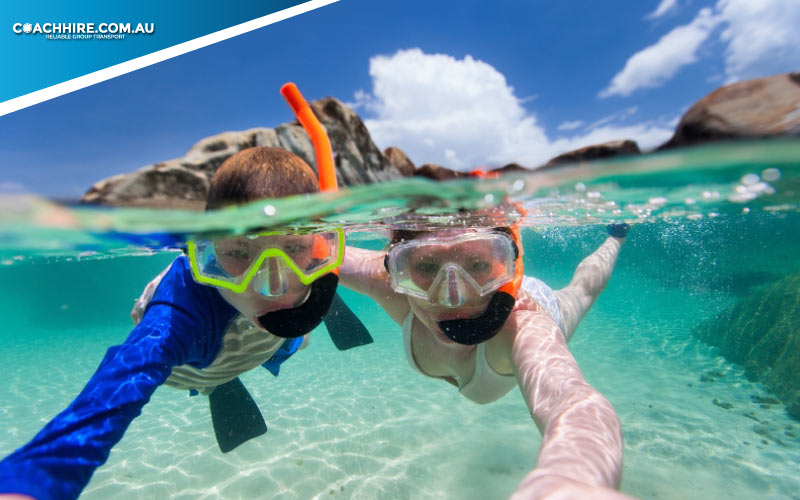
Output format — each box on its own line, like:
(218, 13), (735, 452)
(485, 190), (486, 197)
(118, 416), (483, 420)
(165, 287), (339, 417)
(508, 179), (525, 193)
(741, 173), (760, 186)
(761, 168), (781, 182)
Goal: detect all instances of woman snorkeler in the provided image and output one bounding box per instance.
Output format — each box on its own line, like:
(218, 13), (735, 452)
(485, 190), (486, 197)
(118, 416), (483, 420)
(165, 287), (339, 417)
(340, 215), (634, 499)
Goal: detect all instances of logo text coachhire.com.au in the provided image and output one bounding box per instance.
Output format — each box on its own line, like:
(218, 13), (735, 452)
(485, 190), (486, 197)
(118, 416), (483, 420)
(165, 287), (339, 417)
(12, 22), (155, 40)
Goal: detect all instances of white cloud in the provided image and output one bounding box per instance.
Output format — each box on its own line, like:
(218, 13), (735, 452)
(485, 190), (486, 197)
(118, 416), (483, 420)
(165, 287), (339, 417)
(645, 0), (679, 20)
(718, 0), (800, 82)
(600, 8), (719, 98)
(557, 120), (584, 131)
(0, 182), (27, 193)
(586, 106), (639, 130)
(355, 48), (554, 169)
(554, 123), (674, 152)
(356, 49), (676, 170)
(602, 0), (800, 98)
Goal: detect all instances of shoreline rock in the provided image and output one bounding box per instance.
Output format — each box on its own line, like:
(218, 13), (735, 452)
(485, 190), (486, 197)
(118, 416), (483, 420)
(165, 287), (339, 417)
(659, 72), (800, 150)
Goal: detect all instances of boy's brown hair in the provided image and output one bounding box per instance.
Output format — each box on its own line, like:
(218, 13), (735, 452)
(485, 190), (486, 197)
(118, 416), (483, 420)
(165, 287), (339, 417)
(206, 147), (319, 210)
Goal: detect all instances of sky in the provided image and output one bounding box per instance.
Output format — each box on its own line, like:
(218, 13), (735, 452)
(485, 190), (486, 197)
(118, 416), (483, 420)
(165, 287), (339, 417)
(1, 0), (799, 199)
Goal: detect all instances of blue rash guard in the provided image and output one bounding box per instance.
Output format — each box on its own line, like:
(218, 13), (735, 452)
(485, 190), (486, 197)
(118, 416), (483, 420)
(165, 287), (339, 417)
(0, 256), (300, 500)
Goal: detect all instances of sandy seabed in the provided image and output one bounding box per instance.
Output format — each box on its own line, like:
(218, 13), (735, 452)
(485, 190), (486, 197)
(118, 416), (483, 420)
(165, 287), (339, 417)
(2, 283), (799, 500)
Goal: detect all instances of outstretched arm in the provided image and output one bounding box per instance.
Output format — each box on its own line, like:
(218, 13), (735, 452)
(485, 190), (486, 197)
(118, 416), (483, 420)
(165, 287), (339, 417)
(340, 247), (410, 324)
(0, 258), (230, 500)
(503, 309), (632, 499)
(555, 228), (626, 342)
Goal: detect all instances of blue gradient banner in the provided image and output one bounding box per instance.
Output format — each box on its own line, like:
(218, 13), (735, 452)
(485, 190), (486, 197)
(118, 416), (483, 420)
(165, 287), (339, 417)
(0, 0), (316, 107)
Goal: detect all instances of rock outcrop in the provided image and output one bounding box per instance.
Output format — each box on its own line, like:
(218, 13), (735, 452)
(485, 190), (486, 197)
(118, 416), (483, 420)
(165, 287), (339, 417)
(81, 98), (404, 208)
(383, 146), (416, 177)
(660, 72), (800, 149)
(541, 140), (641, 169)
(413, 163), (469, 181)
(693, 271), (800, 421)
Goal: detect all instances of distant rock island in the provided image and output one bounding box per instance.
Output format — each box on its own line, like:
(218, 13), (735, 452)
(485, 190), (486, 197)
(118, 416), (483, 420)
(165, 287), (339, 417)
(81, 71), (800, 208)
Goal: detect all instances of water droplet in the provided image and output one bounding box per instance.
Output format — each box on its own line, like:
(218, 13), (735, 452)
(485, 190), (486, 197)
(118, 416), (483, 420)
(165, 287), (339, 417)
(484, 194), (495, 203)
(508, 179), (525, 193)
(264, 205), (276, 216)
(741, 173), (760, 186)
(761, 168), (781, 182)
(575, 182), (586, 192)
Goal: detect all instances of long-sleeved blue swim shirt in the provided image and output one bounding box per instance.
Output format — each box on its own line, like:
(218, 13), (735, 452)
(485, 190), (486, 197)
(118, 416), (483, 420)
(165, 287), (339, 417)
(0, 256), (300, 500)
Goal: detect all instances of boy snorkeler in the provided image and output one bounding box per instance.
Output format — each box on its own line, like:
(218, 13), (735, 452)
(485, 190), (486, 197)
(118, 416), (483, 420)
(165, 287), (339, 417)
(340, 216), (635, 499)
(0, 87), (352, 500)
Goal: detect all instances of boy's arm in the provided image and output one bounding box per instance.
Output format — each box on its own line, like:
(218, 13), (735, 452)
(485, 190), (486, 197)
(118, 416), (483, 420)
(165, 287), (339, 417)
(502, 309), (632, 499)
(0, 257), (232, 500)
(340, 247), (410, 324)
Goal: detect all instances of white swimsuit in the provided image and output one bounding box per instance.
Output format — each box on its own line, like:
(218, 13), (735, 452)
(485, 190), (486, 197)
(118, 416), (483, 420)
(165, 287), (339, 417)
(402, 276), (564, 405)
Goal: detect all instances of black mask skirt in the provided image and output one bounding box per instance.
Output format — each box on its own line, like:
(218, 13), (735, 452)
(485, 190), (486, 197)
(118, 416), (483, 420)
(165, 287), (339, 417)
(437, 291), (516, 345)
(256, 273), (339, 338)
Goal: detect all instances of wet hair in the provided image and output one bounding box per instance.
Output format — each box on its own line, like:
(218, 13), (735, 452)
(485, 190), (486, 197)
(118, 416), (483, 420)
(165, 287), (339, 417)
(206, 147), (319, 210)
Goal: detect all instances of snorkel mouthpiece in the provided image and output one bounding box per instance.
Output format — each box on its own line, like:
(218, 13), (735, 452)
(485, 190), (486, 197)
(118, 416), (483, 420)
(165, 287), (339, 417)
(438, 291), (516, 345)
(257, 273), (339, 338)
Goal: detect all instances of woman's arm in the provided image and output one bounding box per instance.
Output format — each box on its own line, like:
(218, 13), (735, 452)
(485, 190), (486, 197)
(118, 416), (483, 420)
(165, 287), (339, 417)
(503, 309), (632, 499)
(555, 234), (625, 342)
(340, 247), (410, 324)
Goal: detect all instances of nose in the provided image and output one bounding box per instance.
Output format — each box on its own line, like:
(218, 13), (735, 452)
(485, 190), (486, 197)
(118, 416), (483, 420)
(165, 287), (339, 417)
(435, 265), (466, 308)
(252, 258), (289, 298)
(268, 259), (283, 295)
(447, 268), (460, 305)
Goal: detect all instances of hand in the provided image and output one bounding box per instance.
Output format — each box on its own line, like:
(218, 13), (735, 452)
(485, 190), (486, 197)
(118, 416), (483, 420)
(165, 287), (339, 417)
(606, 223), (630, 239)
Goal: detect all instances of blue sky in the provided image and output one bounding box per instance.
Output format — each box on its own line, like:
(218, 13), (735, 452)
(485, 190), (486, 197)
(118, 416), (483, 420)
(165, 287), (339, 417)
(1, 0), (799, 198)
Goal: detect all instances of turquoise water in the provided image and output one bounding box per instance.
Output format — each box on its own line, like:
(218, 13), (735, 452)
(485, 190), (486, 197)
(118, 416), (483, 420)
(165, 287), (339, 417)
(1, 141), (800, 499)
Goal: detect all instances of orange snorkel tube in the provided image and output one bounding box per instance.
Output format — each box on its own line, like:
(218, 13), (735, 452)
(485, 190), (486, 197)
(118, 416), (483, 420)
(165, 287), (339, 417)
(280, 83), (338, 193)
